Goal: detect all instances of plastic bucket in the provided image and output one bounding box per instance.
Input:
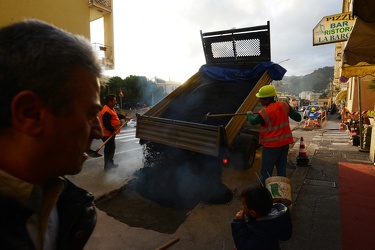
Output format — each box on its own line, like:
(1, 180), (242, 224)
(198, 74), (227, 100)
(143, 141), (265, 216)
(265, 176), (292, 206)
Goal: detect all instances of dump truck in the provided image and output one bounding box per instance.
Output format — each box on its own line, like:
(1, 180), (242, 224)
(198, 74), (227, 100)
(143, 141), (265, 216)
(136, 21), (286, 172)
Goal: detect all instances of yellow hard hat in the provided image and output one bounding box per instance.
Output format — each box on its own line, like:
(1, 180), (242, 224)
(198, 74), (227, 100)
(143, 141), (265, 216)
(311, 107), (316, 111)
(256, 85), (277, 98)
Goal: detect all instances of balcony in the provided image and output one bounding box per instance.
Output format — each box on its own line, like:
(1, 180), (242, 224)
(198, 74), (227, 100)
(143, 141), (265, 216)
(89, 0), (111, 21)
(92, 42), (114, 70)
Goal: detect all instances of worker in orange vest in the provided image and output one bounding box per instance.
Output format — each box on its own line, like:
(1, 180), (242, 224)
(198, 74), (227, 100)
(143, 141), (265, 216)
(99, 94), (121, 170)
(247, 85), (301, 184)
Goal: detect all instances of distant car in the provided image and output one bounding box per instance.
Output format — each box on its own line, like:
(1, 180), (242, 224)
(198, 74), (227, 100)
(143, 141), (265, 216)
(127, 118), (137, 127)
(303, 105), (326, 119)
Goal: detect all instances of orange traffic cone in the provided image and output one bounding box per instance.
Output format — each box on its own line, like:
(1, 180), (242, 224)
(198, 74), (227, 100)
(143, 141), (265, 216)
(296, 137), (309, 167)
(339, 123), (344, 130)
(313, 118), (319, 127)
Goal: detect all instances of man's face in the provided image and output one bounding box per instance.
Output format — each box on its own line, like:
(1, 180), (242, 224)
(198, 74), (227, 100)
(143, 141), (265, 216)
(259, 98), (268, 106)
(43, 66), (102, 177)
(108, 97), (117, 109)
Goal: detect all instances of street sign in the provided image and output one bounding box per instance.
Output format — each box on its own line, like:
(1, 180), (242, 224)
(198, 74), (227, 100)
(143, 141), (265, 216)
(313, 12), (356, 46)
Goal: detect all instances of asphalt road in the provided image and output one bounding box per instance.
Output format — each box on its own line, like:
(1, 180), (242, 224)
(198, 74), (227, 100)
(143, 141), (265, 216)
(66, 114), (306, 249)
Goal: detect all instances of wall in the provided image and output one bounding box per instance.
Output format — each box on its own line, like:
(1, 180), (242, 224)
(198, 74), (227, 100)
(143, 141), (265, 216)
(0, 0), (91, 38)
(346, 75), (375, 113)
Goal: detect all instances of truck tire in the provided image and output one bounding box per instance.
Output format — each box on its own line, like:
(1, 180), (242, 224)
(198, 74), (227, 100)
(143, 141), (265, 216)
(231, 134), (257, 170)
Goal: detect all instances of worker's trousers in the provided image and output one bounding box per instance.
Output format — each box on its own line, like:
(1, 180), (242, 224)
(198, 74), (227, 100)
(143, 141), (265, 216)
(102, 135), (116, 168)
(260, 144), (289, 185)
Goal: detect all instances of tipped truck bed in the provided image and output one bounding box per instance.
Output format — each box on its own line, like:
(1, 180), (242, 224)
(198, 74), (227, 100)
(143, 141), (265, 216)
(136, 69), (271, 157)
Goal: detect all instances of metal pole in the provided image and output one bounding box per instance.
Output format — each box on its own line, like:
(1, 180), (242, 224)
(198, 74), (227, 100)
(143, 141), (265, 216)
(277, 58), (290, 64)
(358, 76), (364, 150)
(331, 81), (334, 108)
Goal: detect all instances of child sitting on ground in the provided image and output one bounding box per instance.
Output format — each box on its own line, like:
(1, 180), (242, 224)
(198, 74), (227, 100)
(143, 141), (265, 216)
(231, 185), (292, 250)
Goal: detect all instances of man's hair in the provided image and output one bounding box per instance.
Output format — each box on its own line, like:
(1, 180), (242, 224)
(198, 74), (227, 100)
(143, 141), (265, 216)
(242, 185), (273, 217)
(0, 19), (102, 128)
(105, 94), (116, 105)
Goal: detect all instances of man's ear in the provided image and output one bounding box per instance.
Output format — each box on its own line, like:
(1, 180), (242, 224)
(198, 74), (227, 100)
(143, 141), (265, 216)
(11, 91), (46, 136)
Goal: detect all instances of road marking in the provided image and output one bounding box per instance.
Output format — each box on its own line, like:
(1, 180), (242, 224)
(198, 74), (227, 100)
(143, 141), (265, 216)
(115, 147), (142, 155)
(312, 130), (350, 143)
(118, 138), (139, 143)
(117, 129), (138, 142)
(86, 147), (142, 161)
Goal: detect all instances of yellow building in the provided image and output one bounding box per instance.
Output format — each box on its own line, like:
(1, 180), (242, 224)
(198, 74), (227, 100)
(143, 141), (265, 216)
(0, 0), (114, 69)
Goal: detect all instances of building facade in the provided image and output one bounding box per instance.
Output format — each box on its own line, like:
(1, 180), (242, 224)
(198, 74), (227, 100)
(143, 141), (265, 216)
(0, 0), (114, 70)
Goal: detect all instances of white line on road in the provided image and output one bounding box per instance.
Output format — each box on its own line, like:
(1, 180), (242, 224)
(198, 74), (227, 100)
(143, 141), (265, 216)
(85, 147), (142, 161)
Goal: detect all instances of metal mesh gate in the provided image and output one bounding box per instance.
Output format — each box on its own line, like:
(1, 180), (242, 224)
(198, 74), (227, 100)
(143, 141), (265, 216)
(200, 22), (270, 68)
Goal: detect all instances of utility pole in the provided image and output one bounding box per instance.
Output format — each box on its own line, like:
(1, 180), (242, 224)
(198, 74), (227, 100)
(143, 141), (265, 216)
(330, 78), (333, 109)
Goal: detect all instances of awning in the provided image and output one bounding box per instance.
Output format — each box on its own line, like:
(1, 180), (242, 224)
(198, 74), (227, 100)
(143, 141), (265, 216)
(342, 17), (375, 78)
(353, 0), (375, 23)
(335, 90), (347, 101)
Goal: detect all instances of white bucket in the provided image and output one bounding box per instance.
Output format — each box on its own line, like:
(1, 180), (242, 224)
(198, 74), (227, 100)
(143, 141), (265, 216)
(265, 176), (292, 206)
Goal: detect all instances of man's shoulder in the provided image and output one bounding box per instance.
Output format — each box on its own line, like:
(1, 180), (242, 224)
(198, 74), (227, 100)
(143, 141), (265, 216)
(101, 104), (110, 111)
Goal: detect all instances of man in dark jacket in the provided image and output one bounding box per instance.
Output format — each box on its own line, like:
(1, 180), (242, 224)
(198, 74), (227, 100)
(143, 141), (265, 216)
(231, 185), (292, 250)
(0, 19), (102, 249)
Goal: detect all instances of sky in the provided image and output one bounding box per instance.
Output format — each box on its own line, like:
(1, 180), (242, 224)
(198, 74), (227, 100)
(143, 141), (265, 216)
(91, 0), (342, 83)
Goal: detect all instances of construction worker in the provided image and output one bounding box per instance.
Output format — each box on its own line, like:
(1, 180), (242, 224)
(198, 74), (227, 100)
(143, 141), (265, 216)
(307, 107), (319, 119)
(100, 94), (121, 170)
(247, 85), (302, 184)
(307, 107), (320, 127)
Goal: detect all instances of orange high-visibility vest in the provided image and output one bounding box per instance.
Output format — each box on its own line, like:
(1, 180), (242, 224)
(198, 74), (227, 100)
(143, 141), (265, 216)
(258, 101), (294, 148)
(99, 105), (120, 137)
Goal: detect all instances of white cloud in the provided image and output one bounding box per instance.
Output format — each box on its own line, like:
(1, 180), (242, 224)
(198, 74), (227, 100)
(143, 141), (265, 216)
(95, 0), (342, 81)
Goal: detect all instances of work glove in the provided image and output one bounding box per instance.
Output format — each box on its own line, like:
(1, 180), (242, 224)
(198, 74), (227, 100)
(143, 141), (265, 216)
(247, 111), (253, 116)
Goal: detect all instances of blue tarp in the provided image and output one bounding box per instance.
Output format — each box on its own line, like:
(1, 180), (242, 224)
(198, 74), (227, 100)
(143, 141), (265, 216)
(199, 61), (287, 82)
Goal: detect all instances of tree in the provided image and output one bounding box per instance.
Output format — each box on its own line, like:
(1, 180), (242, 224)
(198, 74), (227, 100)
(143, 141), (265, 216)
(100, 75), (168, 109)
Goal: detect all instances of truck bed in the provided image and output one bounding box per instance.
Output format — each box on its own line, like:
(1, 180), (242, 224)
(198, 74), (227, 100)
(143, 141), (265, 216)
(136, 64), (275, 157)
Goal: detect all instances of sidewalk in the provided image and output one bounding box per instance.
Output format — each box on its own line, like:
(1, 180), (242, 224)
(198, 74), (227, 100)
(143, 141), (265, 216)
(281, 116), (375, 250)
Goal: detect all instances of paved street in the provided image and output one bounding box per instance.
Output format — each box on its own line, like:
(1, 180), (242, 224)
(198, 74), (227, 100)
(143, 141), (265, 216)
(66, 114), (374, 249)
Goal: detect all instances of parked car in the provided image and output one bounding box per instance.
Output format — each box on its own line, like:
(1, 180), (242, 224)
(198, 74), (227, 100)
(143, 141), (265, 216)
(303, 105), (326, 119)
(127, 118), (137, 127)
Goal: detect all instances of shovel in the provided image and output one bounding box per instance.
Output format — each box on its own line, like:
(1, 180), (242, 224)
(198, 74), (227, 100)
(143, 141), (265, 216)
(86, 118), (130, 158)
(202, 112), (258, 122)
(205, 112), (248, 118)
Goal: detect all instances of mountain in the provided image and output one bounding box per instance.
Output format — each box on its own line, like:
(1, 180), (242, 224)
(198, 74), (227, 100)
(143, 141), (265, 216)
(275, 66), (334, 96)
